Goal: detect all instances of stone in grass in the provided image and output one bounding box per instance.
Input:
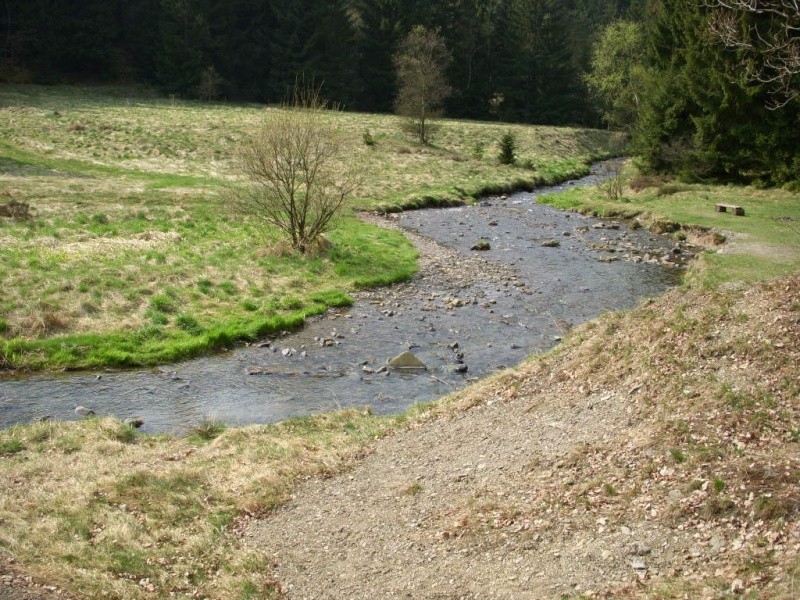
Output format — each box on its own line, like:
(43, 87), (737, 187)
(388, 351), (428, 371)
(471, 241), (491, 251)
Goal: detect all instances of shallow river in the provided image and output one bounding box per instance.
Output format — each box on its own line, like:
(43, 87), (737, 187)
(0, 162), (687, 433)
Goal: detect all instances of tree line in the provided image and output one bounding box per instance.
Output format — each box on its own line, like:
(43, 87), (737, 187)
(0, 0), (644, 126)
(2, 0), (797, 185)
(586, 0), (799, 186)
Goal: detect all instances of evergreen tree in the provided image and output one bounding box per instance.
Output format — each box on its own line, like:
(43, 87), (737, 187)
(156, 0), (211, 95)
(115, 0), (162, 82)
(266, 0), (359, 105)
(438, 0), (495, 119)
(352, 0), (406, 112)
(633, 0), (800, 184)
(509, 0), (585, 124)
(206, 0), (273, 101)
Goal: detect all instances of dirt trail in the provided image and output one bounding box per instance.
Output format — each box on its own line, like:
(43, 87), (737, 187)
(246, 372), (659, 598)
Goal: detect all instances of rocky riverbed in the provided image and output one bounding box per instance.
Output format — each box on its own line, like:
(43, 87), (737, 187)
(0, 163), (691, 433)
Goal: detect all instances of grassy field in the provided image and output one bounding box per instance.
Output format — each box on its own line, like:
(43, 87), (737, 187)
(0, 85), (622, 371)
(0, 411), (399, 598)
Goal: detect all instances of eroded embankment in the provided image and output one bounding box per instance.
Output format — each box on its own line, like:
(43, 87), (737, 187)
(245, 274), (800, 599)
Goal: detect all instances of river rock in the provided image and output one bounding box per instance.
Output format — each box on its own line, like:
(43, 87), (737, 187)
(388, 351), (427, 371)
(74, 406), (95, 417)
(471, 241), (491, 251)
(631, 560), (647, 571)
(541, 240), (561, 248)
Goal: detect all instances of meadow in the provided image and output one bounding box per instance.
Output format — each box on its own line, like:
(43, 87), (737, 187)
(0, 85), (622, 370)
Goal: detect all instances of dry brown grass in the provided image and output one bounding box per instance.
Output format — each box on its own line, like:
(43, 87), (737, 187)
(0, 411), (393, 598)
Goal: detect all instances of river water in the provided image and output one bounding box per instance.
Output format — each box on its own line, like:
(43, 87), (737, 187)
(0, 162), (688, 434)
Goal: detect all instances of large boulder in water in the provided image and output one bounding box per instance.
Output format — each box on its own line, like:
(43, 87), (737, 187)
(74, 406), (95, 417)
(388, 351), (427, 371)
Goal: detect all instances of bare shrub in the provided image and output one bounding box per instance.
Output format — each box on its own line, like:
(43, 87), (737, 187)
(0, 198), (32, 220)
(232, 86), (361, 254)
(600, 174), (626, 201)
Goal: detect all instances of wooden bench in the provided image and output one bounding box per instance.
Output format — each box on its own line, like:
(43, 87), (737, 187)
(715, 203), (745, 216)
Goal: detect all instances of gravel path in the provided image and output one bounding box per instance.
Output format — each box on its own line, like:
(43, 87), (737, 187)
(245, 375), (651, 599)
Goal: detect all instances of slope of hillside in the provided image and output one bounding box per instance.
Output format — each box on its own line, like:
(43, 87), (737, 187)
(246, 275), (799, 598)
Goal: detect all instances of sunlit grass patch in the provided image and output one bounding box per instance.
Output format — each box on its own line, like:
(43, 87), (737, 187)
(537, 165), (800, 288)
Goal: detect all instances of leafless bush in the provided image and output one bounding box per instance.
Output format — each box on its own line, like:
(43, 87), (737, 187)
(0, 198), (32, 220)
(232, 86), (361, 254)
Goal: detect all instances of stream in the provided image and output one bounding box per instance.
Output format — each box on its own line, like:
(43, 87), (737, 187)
(0, 161), (690, 434)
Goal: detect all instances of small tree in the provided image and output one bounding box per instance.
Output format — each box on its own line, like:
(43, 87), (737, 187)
(196, 65), (223, 101)
(584, 21), (647, 131)
(498, 131), (516, 165)
(233, 87), (360, 254)
(393, 25), (452, 144)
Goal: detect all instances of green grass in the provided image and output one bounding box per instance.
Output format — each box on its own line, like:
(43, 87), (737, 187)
(537, 168), (800, 288)
(0, 84), (621, 371)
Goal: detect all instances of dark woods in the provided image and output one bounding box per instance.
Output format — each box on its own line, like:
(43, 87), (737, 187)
(1, 0), (797, 184)
(0, 0), (643, 126)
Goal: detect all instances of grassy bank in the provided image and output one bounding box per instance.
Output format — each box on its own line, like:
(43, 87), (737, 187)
(0, 410), (400, 598)
(0, 85), (621, 371)
(537, 169), (800, 288)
